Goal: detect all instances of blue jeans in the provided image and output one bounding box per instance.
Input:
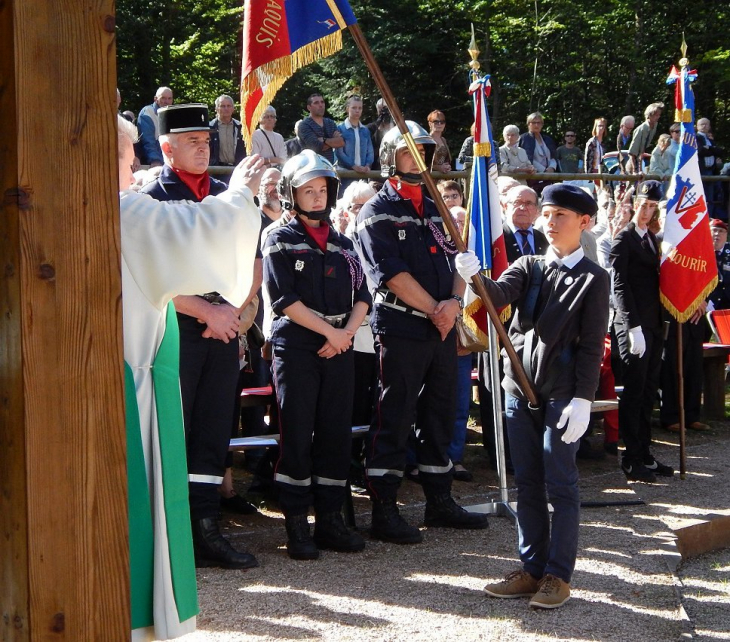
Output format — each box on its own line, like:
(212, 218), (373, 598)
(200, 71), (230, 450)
(505, 394), (580, 583)
(447, 354), (473, 463)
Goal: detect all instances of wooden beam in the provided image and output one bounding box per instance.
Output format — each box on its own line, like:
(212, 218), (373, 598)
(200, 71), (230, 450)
(0, 0), (28, 637)
(1, 1), (129, 639)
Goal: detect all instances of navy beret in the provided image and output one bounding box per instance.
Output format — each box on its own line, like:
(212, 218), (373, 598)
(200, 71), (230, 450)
(158, 104), (210, 135)
(541, 183), (598, 216)
(636, 180), (663, 202)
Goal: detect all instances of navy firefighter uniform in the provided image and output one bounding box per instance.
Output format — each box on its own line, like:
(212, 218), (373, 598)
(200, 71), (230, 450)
(354, 121), (488, 543)
(264, 218), (371, 512)
(262, 149), (371, 560)
(141, 103), (260, 569)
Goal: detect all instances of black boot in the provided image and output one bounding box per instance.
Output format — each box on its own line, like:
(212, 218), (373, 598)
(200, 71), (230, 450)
(191, 517), (259, 569)
(424, 493), (489, 529)
(313, 511), (366, 552)
(284, 514), (319, 560)
(370, 498), (423, 544)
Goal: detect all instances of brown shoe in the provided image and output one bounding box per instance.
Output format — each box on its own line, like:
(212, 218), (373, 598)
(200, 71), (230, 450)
(664, 423), (680, 433)
(529, 574), (570, 609)
(484, 570), (540, 598)
(689, 421), (710, 431)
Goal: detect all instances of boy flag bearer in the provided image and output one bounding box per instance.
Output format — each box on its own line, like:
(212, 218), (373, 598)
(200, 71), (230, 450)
(455, 183), (609, 609)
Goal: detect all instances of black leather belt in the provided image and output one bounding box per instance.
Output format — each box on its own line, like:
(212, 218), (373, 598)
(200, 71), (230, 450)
(374, 291), (429, 318)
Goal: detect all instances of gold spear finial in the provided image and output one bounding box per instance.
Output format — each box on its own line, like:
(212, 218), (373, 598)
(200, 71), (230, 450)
(468, 24), (481, 77)
(679, 33), (688, 68)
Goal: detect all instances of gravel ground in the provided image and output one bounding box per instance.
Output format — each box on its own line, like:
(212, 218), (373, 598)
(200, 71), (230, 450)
(181, 418), (730, 641)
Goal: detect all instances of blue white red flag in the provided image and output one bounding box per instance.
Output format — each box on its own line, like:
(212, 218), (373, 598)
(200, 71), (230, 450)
(660, 64), (717, 321)
(241, 0), (357, 150)
(462, 76), (508, 341)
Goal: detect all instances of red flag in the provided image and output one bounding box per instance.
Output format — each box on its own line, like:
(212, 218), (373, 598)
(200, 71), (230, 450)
(241, 0), (357, 151)
(661, 64), (717, 321)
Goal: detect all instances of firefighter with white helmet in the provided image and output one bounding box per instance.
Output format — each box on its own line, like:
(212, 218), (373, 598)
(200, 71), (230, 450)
(354, 122), (489, 544)
(262, 149), (372, 560)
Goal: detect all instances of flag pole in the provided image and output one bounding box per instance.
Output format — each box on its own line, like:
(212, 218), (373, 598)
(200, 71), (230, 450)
(677, 323), (687, 477)
(467, 25), (515, 520)
(346, 23), (539, 407)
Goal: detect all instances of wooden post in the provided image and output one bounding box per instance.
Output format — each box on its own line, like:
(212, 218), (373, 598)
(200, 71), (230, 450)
(1, 2), (129, 640)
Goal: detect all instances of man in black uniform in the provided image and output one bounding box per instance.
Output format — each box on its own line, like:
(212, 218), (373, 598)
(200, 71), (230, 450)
(610, 180), (673, 483)
(142, 104), (262, 568)
(355, 121), (489, 544)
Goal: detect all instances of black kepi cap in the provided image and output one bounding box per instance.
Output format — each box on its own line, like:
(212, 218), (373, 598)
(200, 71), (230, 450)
(158, 104), (210, 135)
(541, 183), (598, 216)
(636, 180), (663, 202)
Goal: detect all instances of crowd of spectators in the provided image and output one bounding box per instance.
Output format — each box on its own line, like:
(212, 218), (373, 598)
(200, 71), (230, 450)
(117, 86), (730, 627)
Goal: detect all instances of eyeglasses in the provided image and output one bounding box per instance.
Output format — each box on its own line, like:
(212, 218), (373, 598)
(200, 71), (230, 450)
(348, 203), (364, 213)
(510, 199), (537, 208)
(262, 114), (277, 119)
(441, 193), (461, 201)
(430, 120), (445, 125)
(565, 134), (576, 138)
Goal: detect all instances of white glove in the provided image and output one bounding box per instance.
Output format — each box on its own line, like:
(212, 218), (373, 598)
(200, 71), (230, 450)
(455, 251), (482, 281)
(628, 326), (646, 358)
(557, 398), (592, 444)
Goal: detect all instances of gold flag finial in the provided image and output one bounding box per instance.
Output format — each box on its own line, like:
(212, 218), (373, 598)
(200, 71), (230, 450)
(679, 33), (688, 68)
(468, 24), (481, 76)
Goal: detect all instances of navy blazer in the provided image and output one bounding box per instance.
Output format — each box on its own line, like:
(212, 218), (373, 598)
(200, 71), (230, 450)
(503, 224), (549, 264)
(518, 132), (557, 165)
(610, 222), (662, 330)
(140, 165), (228, 201)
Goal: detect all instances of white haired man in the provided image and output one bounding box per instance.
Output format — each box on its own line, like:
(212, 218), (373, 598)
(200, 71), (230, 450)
(141, 104), (263, 570)
(137, 85), (173, 166)
(209, 94), (246, 167)
(118, 115), (264, 639)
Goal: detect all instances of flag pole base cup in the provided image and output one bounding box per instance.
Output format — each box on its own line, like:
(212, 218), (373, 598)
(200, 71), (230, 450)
(464, 500), (518, 521)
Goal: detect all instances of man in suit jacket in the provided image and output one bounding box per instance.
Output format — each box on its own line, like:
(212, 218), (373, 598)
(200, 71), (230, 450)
(502, 185), (550, 263)
(610, 180), (673, 483)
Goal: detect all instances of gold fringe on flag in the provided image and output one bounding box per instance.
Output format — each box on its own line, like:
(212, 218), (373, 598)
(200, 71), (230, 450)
(660, 276), (717, 323)
(674, 108), (692, 123)
(241, 30), (344, 152)
(473, 141), (491, 157)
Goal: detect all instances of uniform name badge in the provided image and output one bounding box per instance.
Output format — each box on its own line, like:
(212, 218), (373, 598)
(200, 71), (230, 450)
(398, 229), (406, 240)
(295, 259), (304, 271)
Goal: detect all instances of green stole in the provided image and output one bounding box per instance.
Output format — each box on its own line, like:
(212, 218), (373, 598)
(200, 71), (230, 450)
(126, 302), (198, 629)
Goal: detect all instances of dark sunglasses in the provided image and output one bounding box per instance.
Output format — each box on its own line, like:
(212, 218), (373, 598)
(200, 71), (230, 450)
(430, 119), (445, 125)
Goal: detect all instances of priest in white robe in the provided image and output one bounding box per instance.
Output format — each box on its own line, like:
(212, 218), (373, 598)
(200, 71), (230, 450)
(117, 116), (264, 640)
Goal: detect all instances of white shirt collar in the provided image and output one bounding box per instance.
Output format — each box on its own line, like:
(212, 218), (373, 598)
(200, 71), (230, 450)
(344, 118), (360, 130)
(545, 245), (584, 269)
(633, 224), (647, 238)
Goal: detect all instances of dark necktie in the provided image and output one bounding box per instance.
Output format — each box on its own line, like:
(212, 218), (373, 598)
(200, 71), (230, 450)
(517, 229), (531, 255)
(641, 233), (655, 254)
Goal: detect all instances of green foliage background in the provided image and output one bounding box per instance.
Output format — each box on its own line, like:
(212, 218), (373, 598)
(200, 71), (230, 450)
(116, 0), (730, 153)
